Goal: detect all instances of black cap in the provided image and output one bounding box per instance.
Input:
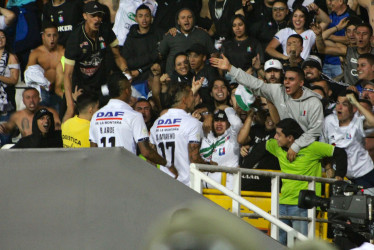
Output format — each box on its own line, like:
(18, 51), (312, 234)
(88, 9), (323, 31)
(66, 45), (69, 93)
(301, 55), (322, 71)
(186, 43), (208, 56)
(34, 108), (53, 121)
(84, 1), (104, 14)
(213, 110), (228, 121)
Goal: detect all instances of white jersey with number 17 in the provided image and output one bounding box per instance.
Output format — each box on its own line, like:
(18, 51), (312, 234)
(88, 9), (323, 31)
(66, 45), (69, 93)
(89, 99), (149, 154)
(150, 109), (203, 185)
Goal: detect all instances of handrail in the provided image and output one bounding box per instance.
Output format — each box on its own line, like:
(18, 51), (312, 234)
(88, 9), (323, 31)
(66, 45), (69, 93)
(190, 163), (335, 247)
(190, 164), (308, 246)
(192, 164), (336, 184)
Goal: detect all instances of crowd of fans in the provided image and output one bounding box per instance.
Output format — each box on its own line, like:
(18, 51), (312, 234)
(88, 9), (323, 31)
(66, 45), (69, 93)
(1, 0), (374, 245)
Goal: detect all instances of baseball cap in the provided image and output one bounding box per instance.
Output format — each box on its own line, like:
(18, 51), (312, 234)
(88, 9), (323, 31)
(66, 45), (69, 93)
(301, 55), (322, 71)
(186, 43), (208, 56)
(84, 1), (104, 14)
(34, 108), (53, 121)
(213, 110), (228, 121)
(264, 59), (283, 71)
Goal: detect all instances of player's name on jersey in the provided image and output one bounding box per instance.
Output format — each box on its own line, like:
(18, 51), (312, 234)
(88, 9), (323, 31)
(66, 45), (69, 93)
(155, 133), (175, 140)
(100, 127), (114, 134)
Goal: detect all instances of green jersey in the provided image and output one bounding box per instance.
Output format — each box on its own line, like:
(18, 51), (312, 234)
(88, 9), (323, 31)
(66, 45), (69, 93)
(266, 139), (334, 205)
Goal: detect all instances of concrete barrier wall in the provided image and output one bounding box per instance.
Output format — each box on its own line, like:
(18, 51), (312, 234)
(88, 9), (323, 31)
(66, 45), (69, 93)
(0, 148), (284, 250)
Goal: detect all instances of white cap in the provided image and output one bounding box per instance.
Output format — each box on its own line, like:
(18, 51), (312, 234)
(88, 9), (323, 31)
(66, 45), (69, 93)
(264, 59), (283, 71)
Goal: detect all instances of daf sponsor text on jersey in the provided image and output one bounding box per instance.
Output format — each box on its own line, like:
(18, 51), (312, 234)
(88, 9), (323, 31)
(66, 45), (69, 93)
(150, 109), (203, 185)
(89, 99), (149, 153)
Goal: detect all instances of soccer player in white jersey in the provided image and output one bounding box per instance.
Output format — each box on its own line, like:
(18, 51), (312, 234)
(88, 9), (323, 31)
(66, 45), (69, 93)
(321, 90), (374, 189)
(90, 72), (174, 170)
(150, 84), (214, 185)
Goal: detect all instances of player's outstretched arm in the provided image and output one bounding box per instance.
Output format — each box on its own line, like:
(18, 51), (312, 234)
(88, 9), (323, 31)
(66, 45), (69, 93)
(188, 142), (216, 164)
(138, 140), (167, 166)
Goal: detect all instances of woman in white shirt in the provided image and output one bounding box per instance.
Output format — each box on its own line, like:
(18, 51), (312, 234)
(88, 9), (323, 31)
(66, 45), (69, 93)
(266, 5), (323, 60)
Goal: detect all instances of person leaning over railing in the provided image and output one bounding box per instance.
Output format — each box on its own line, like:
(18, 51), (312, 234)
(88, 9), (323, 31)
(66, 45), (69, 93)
(255, 118), (347, 245)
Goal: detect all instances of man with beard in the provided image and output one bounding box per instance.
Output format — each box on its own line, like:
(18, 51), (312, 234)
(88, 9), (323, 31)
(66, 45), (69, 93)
(159, 8), (216, 75)
(263, 58), (283, 83)
(302, 55), (347, 100)
(26, 23), (65, 107)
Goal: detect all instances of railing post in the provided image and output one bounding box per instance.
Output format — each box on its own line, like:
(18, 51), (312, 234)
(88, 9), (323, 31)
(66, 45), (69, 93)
(190, 164), (202, 193)
(271, 176), (280, 240)
(307, 180), (316, 239)
(231, 169), (241, 216)
(287, 231), (296, 248)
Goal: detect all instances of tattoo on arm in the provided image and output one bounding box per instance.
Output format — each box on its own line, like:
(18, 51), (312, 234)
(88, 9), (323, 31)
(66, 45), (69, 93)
(188, 143), (206, 164)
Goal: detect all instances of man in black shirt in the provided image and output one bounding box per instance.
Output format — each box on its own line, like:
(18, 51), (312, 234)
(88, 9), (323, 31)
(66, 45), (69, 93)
(64, 1), (129, 119)
(121, 4), (162, 84)
(187, 43), (218, 104)
(42, 0), (83, 47)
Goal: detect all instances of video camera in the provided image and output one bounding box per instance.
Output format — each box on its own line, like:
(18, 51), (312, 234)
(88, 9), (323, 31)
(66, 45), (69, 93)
(298, 181), (374, 246)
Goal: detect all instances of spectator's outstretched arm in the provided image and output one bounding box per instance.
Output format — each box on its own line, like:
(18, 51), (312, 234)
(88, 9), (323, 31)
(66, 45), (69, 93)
(210, 55), (277, 101)
(0, 7), (15, 26)
(307, 3), (331, 30)
(149, 63), (162, 111)
(224, 107), (243, 133)
(312, 22), (347, 56)
(63, 63), (75, 121)
(265, 38), (288, 61)
(267, 101), (280, 124)
(237, 109), (254, 145)
(358, 0), (374, 30)
(322, 17), (349, 43)
(111, 46), (129, 74)
(332, 147), (347, 180)
(347, 93), (374, 128)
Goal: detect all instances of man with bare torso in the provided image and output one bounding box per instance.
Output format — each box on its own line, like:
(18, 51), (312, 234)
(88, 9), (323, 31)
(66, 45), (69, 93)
(26, 23), (65, 107)
(0, 88), (60, 138)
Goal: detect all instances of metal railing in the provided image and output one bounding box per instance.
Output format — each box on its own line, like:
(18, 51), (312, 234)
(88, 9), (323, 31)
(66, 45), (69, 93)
(190, 164), (336, 247)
